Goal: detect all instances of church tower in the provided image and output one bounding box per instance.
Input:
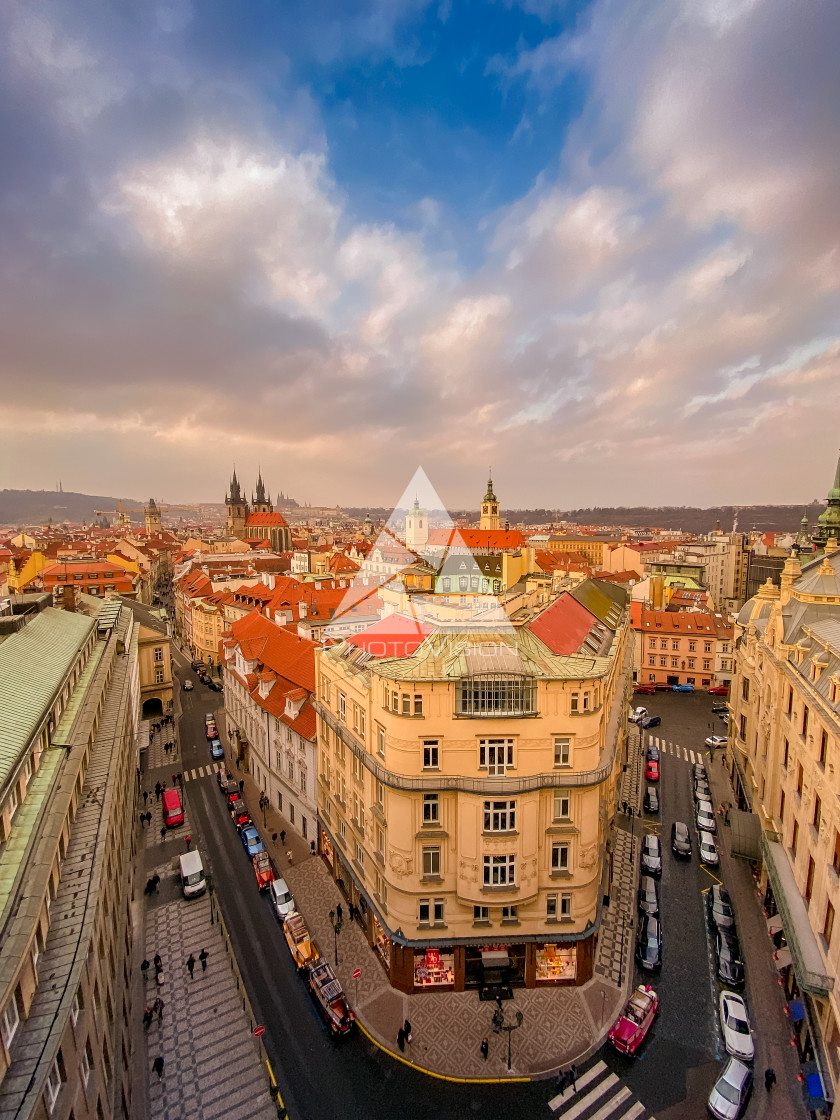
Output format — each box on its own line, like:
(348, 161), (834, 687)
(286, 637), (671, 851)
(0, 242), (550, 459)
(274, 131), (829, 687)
(225, 469), (249, 538)
(253, 469), (272, 514)
(144, 498), (162, 537)
(405, 498), (428, 551)
(479, 473), (500, 531)
(815, 450), (840, 549)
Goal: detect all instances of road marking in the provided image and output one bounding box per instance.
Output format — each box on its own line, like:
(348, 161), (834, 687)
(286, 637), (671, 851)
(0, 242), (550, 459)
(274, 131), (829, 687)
(701, 865), (723, 887)
(624, 1106), (646, 1120)
(189, 768), (197, 779)
(554, 1074), (619, 1120)
(589, 1086), (631, 1120)
(689, 749), (696, 763)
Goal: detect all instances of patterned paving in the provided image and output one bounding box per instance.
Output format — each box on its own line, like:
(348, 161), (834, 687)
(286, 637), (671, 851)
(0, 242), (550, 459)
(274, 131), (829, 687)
(143, 893), (276, 1120)
(548, 1059), (656, 1119)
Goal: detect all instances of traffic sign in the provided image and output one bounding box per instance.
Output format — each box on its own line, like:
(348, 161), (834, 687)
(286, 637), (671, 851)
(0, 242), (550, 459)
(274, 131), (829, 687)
(253, 1025), (266, 1037)
(352, 967), (361, 979)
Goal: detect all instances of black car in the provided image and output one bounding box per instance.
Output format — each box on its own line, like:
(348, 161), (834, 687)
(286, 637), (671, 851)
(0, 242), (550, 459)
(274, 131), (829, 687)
(641, 834), (662, 876)
(712, 705), (729, 714)
(640, 715), (661, 729)
(636, 914), (662, 971)
(646, 744), (660, 762)
(707, 885), (736, 933)
(671, 821), (692, 858)
(715, 930), (745, 986)
(207, 680), (222, 691)
(638, 875), (660, 917)
(643, 786), (659, 814)
(190, 659), (204, 671)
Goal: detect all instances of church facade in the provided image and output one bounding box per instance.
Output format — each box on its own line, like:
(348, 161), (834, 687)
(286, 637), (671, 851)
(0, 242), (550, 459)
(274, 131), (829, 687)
(225, 470), (293, 552)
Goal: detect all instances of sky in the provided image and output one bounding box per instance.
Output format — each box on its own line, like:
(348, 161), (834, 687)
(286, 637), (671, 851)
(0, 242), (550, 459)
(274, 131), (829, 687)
(0, 0), (838, 509)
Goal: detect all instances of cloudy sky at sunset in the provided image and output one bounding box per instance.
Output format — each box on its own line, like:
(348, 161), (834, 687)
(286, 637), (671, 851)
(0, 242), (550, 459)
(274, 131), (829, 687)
(1, 0), (838, 509)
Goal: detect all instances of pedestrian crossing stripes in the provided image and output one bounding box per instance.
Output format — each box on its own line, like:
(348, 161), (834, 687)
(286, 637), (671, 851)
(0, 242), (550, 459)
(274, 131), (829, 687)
(548, 1060), (654, 1119)
(184, 762), (224, 781)
(647, 737), (708, 766)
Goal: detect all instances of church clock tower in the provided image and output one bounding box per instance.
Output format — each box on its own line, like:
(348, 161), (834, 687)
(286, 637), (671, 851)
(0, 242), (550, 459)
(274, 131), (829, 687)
(225, 469), (249, 538)
(479, 473), (500, 531)
(144, 498), (162, 537)
(405, 498), (428, 550)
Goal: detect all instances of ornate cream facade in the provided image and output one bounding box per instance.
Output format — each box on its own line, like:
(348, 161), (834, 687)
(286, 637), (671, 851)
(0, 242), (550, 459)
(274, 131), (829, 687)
(314, 589), (632, 995)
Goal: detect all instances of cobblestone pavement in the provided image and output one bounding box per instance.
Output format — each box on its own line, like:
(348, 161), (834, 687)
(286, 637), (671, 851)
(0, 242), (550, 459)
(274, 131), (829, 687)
(141, 886), (276, 1120)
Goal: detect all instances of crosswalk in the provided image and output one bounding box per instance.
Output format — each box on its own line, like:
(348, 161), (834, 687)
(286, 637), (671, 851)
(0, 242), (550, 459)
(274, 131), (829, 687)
(646, 737), (705, 765)
(548, 1061), (654, 1119)
(183, 762), (225, 782)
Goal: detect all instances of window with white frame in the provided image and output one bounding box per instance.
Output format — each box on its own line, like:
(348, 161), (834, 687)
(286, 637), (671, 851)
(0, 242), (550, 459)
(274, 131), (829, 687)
(433, 898), (444, 924)
(414, 694), (423, 716)
(422, 847), (441, 877)
(546, 895), (557, 920)
(419, 898), (430, 924)
(551, 842), (570, 871)
(355, 841), (365, 870)
(560, 893), (572, 918)
(483, 854), (515, 886)
(81, 1038), (92, 1086)
(45, 1052), (64, 1112)
(338, 692), (346, 722)
(154, 646), (163, 662)
(423, 793), (439, 823)
(501, 905), (517, 921)
(377, 725), (386, 757)
(1, 996), (20, 1049)
(375, 778), (384, 809)
(474, 905), (489, 923)
(423, 741), (439, 769)
(70, 989), (82, 1028)
(570, 693), (579, 712)
(553, 792), (570, 820)
(478, 739), (514, 776)
(553, 737), (571, 767)
(483, 799), (516, 831)
(358, 709), (366, 737)
(401, 693), (411, 715)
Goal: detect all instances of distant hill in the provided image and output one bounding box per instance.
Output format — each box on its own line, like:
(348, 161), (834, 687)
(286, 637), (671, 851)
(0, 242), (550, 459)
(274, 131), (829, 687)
(0, 490), (145, 527)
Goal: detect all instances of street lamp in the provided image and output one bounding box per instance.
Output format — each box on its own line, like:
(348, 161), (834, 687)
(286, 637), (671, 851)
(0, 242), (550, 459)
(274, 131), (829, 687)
(498, 1009), (524, 1071)
(328, 909), (343, 966)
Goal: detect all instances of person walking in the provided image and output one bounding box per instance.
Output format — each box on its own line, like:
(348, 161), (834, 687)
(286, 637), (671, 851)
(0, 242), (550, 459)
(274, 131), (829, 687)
(153, 997), (164, 1024)
(397, 1027), (406, 1052)
(185, 834), (192, 851)
(143, 790), (149, 806)
(146, 811), (152, 827)
(480, 1038), (489, 1061)
(154, 952), (162, 970)
(286, 849), (294, 865)
(143, 1006), (153, 1031)
(141, 959), (150, 983)
(152, 1056), (164, 1080)
(198, 948), (209, 972)
(280, 829), (286, 846)
(160, 826), (166, 842)
(186, 953), (196, 979)
(155, 782), (162, 801)
(403, 1019), (412, 1044)
(239, 779), (245, 793)
(555, 1070), (569, 1096)
(177, 773), (183, 788)
(336, 903), (343, 924)
(569, 1063), (577, 1091)
(272, 832), (278, 843)
(765, 1068), (776, 1092)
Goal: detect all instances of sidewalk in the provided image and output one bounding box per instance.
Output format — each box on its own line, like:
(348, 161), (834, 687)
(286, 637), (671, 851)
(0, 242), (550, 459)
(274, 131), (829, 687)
(706, 748), (807, 1119)
(226, 722), (643, 1080)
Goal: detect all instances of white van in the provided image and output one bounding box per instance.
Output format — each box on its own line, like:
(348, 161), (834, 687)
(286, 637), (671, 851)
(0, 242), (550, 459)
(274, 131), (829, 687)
(179, 850), (206, 898)
(269, 877), (294, 922)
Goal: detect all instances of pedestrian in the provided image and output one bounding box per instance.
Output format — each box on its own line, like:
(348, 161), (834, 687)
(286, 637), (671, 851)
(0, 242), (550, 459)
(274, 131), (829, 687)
(492, 1009), (503, 1034)
(569, 1063), (577, 1091)
(404, 1019), (412, 1043)
(140, 812), (146, 827)
(336, 903), (343, 923)
(143, 1006), (153, 1031)
(239, 779), (245, 793)
(155, 782), (161, 800)
(172, 774), (177, 787)
(154, 952), (162, 969)
(177, 773), (183, 788)
(397, 1027), (405, 1052)
(235, 757), (240, 769)
(186, 953), (196, 978)
(765, 1068), (776, 1092)
(152, 1056), (164, 1080)
(280, 830), (286, 846)
(153, 997), (164, 1023)
(480, 1038), (489, 1061)
(141, 959), (150, 983)
(272, 832), (278, 843)
(310, 840), (316, 855)
(496, 993), (503, 1010)
(143, 790), (149, 806)
(146, 811), (152, 827)
(185, 834), (192, 851)
(152, 872), (160, 892)
(286, 850), (294, 865)
(160, 826), (166, 842)
(199, 948), (208, 972)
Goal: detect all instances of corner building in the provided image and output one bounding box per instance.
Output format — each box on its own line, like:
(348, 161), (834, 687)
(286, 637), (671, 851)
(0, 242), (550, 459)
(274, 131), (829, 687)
(315, 580), (632, 995)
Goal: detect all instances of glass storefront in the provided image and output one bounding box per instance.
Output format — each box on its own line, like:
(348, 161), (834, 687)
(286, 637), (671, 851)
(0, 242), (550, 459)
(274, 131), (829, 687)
(414, 948), (454, 989)
(372, 914), (391, 971)
(536, 943), (577, 983)
(320, 829), (334, 867)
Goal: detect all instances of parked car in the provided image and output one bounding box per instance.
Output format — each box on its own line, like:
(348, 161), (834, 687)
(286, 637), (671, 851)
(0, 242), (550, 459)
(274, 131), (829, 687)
(697, 800), (717, 833)
(241, 826), (265, 858)
(307, 959), (356, 1035)
(646, 744), (660, 762)
(205, 723), (218, 740)
(629, 707), (648, 723)
(253, 849), (276, 892)
(715, 930), (745, 987)
(641, 715), (661, 729)
(709, 686), (730, 696)
(191, 659), (204, 671)
(654, 682), (671, 691)
(209, 739), (224, 760)
(161, 788), (184, 828)
(231, 805), (252, 831)
(638, 875), (660, 917)
(284, 912), (319, 971)
(720, 713), (730, 725)
(607, 985), (659, 1055)
(699, 831), (719, 866)
(270, 877), (295, 923)
(693, 762), (707, 782)
(643, 786), (659, 814)
(636, 914), (662, 971)
(645, 759), (660, 782)
(712, 705), (729, 714)
(205, 712), (215, 724)
(182, 680), (194, 691)
(694, 780), (712, 804)
(634, 683), (656, 695)
(706, 735), (727, 748)
(671, 821), (692, 858)
(708, 1057), (752, 1120)
(641, 835), (662, 876)
(707, 885), (736, 933)
(672, 683), (695, 692)
(719, 992), (754, 1061)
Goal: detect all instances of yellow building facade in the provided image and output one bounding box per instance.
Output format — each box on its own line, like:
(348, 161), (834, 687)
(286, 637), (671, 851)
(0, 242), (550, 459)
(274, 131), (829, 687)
(315, 607), (632, 995)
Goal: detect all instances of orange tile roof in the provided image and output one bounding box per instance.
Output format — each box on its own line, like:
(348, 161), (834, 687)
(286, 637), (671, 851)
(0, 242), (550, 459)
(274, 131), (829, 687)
(425, 528), (525, 550)
(245, 511), (289, 527)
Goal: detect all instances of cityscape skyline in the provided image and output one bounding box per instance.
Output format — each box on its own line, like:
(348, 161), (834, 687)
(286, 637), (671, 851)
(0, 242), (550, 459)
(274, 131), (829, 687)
(0, 0), (838, 505)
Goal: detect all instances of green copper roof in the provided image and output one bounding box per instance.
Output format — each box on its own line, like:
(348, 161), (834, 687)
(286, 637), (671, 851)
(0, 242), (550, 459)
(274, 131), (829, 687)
(0, 608), (95, 790)
(829, 450), (840, 502)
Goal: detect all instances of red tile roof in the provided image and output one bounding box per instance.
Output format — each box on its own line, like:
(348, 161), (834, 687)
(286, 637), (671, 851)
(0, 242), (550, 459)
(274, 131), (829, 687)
(527, 593), (600, 655)
(425, 528), (525, 550)
(245, 511), (289, 527)
(346, 613), (433, 658)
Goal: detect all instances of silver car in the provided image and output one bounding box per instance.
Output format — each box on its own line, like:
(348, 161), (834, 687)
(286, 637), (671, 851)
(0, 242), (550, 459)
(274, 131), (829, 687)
(699, 831), (719, 866)
(708, 1057), (752, 1119)
(696, 799), (717, 834)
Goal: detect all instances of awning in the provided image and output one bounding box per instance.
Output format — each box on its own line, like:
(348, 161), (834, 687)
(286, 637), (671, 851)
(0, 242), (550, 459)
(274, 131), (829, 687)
(789, 999), (806, 1022)
(761, 834), (834, 996)
(729, 809), (761, 860)
(774, 947), (792, 969)
(766, 915), (784, 935)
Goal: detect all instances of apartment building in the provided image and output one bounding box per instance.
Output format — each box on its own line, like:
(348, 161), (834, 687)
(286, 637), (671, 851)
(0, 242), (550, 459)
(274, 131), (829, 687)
(729, 540), (840, 1102)
(0, 598), (139, 1120)
(632, 606), (734, 689)
(314, 579), (632, 995)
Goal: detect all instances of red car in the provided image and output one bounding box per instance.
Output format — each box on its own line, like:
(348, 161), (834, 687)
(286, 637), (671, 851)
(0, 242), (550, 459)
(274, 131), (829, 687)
(634, 683), (656, 695)
(608, 985), (659, 1055)
(708, 686), (729, 696)
(645, 759), (660, 782)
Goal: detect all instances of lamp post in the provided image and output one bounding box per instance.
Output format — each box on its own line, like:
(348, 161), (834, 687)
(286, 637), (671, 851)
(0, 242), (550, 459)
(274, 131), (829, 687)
(328, 909), (343, 966)
(499, 1009), (524, 1071)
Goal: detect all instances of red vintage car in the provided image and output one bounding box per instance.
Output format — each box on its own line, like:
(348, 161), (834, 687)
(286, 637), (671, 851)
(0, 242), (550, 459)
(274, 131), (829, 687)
(634, 683), (656, 694)
(645, 759), (660, 782)
(307, 960), (356, 1035)
(708, 686), (729, 696)
(608, 985), (659, 1055)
